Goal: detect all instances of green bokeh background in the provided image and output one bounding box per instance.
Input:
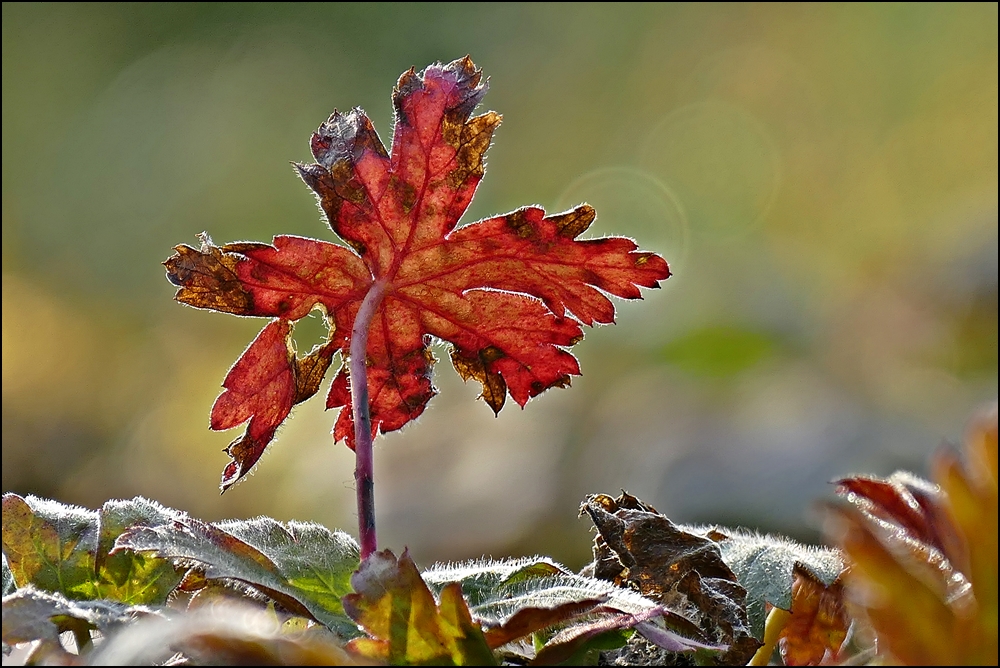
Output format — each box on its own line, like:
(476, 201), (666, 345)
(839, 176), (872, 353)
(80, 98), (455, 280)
(3, 3), (996, 568)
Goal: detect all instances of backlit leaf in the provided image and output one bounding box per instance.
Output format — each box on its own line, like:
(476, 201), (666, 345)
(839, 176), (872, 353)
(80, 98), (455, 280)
(422, 556), (644, 622)
(93, 497), (185, 604)
(3, 554), (15, 598)
(421, 556), (705, 663)
(342, 549), (496, 665)
(1, 586), (162, 646)
(2, 494), (98, 599)
(115, 515), (360, 638)
(164, 56), (670, 489)
(1, 495), (183, 605)
(777, 573), (849, 666)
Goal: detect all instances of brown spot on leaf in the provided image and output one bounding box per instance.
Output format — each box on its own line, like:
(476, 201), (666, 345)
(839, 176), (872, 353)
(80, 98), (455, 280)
(450, 346), (506, 414)
(547, 205), (596, 239)
(635, 254), (652, 267)
(331, 159), (367, 206)
(504, 208), (537, 240)
(293, 341), (336, 405)
(222, 241), (272, 254)
(392, 67), (420, 122)
(392, 176), (418, 214)
(164, 241), (254, 315)
(479, 345), (504, 363)
(446, 112), (501, 189)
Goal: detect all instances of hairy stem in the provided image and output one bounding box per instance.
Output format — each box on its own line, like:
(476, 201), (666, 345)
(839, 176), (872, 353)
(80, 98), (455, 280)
(350, 278), (388, 560)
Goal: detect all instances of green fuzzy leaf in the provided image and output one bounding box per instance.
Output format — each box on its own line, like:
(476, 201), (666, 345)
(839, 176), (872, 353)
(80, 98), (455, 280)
(422, 556), (568, 610)
(94, 497), (185, 604)
(683, 526), (844, 640)
(1, 494), (184, 605)
(2, 494), (99, 598)
(422, 557), (657, 627)
(115, 515), (360, 637)
(421, 557), (722, 664)
(216, 518), (358, 626)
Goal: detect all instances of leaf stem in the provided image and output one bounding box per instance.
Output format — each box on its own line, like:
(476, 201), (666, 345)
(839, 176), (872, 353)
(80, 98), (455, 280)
(747, 606), (792, 666)
(351, 277), (388, 560)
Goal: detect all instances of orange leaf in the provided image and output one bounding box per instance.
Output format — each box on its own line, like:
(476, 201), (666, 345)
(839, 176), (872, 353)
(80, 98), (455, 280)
(778, 572), (849, 666)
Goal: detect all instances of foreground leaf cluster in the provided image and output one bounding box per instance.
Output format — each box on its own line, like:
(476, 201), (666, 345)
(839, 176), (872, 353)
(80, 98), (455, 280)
(0, 490), (852, 666)
(3, 400), (996, 667)
(2, 495), (723, 665)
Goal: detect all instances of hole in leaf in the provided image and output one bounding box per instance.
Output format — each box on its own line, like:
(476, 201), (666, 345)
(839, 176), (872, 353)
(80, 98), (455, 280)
(291, 308), (331, 354)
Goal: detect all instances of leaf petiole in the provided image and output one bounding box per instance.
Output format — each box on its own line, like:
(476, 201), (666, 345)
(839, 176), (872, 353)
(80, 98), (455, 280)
(748, 606), (791, 666)
(350, 277), (388, 559)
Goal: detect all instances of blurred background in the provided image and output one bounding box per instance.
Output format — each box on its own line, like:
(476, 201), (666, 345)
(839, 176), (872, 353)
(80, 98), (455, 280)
(3, 3), (996, 570)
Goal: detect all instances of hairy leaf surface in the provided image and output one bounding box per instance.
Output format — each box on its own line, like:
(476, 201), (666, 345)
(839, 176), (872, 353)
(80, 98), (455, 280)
(2, 556), (13, 598)
(164, 56), (670, 490)
(422, 555), (728, 663)
(683, 525), (844, 640)
(1, 586), (162, 647)
(115, 515), (360, 637)
(1, 495), (183, 605)
(423, 557), (655, 625)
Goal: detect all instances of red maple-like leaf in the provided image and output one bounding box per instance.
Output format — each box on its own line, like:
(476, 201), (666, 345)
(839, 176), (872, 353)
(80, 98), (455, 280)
(165, 57), (670, 491)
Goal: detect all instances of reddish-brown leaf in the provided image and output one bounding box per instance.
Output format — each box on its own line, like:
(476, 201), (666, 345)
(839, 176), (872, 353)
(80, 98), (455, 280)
(581, 492), (760, 665)
(826, 403), (998, 665)
(206, 319), (336, 490)
(480, 598), (603, 650)
(164, 57), (670, 489)
(834, 471), (963, 568)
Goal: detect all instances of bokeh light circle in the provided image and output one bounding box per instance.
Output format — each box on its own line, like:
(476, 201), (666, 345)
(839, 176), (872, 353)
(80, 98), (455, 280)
(640, 100), (782, 241)
(555, 166), (691, 275)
